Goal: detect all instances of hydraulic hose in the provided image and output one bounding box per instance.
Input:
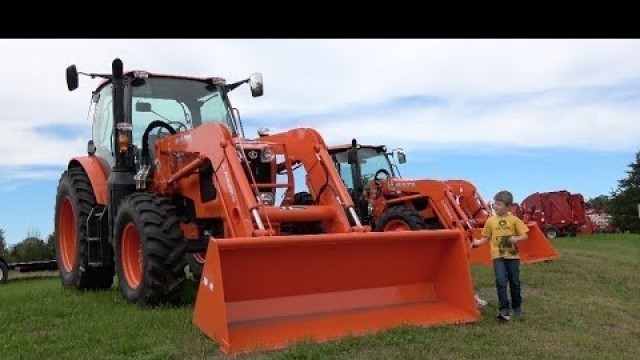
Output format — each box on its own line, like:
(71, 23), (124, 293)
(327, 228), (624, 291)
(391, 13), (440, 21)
(141, 120), (176, 166)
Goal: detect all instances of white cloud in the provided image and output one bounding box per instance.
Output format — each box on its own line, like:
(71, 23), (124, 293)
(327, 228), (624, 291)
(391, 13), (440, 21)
(0, 166), (62, 192)
(0, 39), (639, 177)
(308, 91), (640, 152)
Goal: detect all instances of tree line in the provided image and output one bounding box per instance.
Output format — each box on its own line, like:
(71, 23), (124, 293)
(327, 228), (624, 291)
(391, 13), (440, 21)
(607, 151), (640, 232)
(566, 151), (638, 232)
(0, 229), (55, 263)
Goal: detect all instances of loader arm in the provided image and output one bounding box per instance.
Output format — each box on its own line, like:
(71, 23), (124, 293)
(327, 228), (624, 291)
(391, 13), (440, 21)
(370, 179), (477, 234)
(445, 180), (492, 224)
(261, 128), (364, 232)
(152, 124), (364, 237)
(153, 124), (262, 237)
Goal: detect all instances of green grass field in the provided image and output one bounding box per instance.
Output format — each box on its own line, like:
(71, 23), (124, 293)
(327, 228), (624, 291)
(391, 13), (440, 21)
(1, 233), (639, 360)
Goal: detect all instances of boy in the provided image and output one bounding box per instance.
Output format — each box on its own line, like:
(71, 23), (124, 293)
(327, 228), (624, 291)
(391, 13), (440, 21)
(472, 190), (529, 321)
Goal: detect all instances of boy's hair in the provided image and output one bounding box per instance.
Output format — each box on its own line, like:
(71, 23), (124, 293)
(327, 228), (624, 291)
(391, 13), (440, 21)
(493, 190), (514, 206)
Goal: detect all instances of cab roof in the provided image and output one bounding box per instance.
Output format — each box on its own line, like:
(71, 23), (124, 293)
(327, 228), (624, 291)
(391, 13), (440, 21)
(95, 71), (225, 91)
(328, 144), (387, 154)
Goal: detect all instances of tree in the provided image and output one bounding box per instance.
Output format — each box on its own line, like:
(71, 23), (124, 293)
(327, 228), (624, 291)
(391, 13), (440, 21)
(0, 228), (7, 257)
(586, 195), (610, 212)
(7, 234), (52, 263)
(609, 151), (640, 232)
(46, 233), (56, 259)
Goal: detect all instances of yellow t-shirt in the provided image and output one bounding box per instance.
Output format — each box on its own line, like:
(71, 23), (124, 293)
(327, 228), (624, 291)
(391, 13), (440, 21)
(482, 214), (529, 260)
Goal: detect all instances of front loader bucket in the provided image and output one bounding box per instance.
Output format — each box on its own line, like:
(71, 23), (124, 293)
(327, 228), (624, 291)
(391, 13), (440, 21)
(193, 230), (479, 354)
(517, 223), (559, 264)
(468, 224), (558, 266)
(467, 228), (492, 265)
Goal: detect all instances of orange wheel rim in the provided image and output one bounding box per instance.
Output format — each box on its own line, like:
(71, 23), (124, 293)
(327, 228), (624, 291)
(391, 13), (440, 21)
(59, 197), (77, 272)
(121, 222), (143, 288)
(193, 252), (206, 264)
(384, 220), (411, 231)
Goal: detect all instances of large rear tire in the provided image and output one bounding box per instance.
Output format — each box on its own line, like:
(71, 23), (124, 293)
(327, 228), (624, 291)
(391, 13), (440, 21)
(114, 193), (187, 306)
(374, 206), (427, 232)
(54, 168), (114, 289)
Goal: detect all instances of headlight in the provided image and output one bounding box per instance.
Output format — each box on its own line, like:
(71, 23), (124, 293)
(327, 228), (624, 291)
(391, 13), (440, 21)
(258, 192), (275, 205)
(260, 148), (275, 163)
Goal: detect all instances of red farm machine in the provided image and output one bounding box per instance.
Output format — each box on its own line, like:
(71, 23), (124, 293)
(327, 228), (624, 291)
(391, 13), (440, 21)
(328, 140), (558, 266)
(54, 59), (479, 354)
(518, 191), (588, 239)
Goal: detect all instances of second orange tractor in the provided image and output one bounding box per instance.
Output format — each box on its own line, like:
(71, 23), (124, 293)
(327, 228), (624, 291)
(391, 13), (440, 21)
(328, 140), (558, 266)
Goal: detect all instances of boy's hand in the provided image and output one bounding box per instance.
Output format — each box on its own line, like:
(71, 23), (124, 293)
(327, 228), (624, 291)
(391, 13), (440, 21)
(508, 236), (519, 243)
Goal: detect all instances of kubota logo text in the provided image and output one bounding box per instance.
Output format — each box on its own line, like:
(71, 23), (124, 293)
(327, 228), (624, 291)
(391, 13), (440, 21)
(222, 164), (237, 204)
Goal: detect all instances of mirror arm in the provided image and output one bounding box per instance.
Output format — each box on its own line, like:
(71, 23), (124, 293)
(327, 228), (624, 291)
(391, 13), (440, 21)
(225, 78), (249, 92)
(78, 71), (112, 80)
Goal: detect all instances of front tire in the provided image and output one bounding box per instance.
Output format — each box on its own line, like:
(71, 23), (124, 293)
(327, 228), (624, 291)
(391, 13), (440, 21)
(54, 168), (114, 289)
(187, 252), (206, 280)
(544, 227), (559, 239)
(114, 193), (187, 306)
(374, 206), (427, 232)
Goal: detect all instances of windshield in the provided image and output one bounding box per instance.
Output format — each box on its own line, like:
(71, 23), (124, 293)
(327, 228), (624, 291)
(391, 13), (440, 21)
(131, 77), (235, 147)
(333, 147), (395, 188)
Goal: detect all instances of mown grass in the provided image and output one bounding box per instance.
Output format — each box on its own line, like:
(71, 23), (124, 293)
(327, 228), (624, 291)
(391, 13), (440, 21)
(1, 233), (638, 360)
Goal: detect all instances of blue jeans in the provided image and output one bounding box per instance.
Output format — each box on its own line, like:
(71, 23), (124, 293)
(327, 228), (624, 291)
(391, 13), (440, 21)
(493, 258), (522, 312)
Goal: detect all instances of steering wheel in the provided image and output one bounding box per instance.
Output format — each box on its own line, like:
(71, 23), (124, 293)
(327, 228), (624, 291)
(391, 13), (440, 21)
(374, 168), (391, 182)
(167, 121), (188, 133)
(154, 120), (188, 138)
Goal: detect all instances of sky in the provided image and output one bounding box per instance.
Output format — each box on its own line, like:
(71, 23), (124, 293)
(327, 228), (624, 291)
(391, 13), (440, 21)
(0, 39), (638, 245)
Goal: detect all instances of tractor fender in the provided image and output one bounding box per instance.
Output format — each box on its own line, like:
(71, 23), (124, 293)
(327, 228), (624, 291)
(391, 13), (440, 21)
(68, 156), (109, 205)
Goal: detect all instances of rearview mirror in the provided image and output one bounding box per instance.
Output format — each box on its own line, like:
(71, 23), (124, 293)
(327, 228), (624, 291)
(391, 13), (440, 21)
(66, 65), (79, 91)
(136, 102), (152, 112)
(249, 72), (263, 97)
(396, 149), (407, 164)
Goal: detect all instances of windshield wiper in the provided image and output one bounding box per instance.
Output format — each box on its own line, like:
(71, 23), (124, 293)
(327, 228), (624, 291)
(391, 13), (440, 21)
(150, 109), (172, 122)
(199, 93), (220, 105)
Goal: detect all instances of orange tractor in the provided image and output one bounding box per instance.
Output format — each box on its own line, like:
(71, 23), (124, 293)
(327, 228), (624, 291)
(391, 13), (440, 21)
(328, 140), (558, 266)
(55, 59), (479, 354)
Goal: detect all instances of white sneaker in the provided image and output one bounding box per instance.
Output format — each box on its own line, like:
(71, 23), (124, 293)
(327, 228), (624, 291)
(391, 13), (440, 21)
(475, 294), (488, 307)
(496, 312), (511, 321)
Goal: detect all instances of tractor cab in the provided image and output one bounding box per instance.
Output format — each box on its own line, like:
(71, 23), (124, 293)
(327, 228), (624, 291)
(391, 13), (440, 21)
(84, 71), (263, 169)
(329, 141), (407, 222)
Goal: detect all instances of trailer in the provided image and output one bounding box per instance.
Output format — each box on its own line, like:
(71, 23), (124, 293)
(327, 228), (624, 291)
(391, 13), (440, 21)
(0, 256), (58, 283)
